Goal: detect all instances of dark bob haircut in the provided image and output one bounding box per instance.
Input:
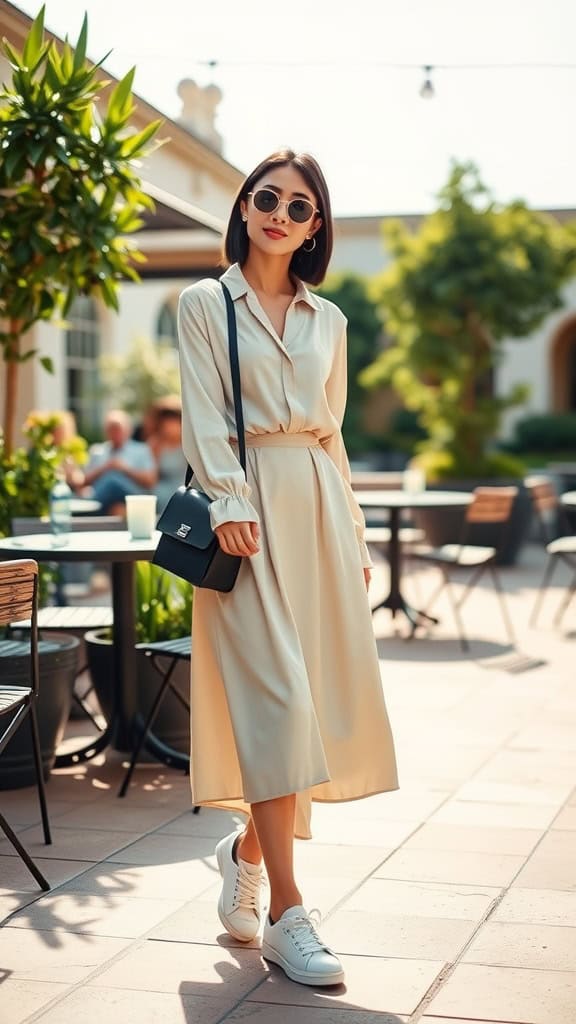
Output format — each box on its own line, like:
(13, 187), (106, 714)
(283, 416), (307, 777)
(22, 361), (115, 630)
(223, 149), (333, 286)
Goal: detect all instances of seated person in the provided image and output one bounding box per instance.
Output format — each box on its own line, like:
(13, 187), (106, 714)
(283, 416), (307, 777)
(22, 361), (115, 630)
(146, 400), (188, 515)
(81, 410), (157, 515)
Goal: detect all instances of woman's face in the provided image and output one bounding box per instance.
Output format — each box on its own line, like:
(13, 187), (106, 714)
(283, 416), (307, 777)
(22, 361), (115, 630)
(240, 164), (322, 259)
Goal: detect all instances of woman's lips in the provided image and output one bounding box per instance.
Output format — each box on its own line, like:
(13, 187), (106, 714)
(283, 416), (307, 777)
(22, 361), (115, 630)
(263, 228), (287, 239)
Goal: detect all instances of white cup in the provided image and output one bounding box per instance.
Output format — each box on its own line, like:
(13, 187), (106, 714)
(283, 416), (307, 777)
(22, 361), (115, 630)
(402, 467), (426, 495)
(125, 494), (157, 540)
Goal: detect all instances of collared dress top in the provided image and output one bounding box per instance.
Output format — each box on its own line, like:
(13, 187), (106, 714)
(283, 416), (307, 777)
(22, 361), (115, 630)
(178, 262), (398, 839)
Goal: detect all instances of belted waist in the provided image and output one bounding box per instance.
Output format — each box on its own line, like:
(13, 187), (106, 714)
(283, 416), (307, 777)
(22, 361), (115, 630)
(229, 431), (321, 448)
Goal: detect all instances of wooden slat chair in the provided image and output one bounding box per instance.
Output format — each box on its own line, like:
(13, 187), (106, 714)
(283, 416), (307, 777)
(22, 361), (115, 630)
(525, 477), (576, 627)
(11, 516), (121, 728)
(0, 559), (51, 891)
(409, 487), (518, 650)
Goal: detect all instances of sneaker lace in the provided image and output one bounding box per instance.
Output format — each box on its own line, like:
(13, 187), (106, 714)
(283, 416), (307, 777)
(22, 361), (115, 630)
(285, 908), (326, 956)
(233, 864), (262, 912)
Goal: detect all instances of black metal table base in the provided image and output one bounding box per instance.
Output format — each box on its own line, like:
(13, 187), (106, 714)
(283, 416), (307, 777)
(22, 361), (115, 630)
(371, 593), (439, 630)
(55, 716), (190, 772)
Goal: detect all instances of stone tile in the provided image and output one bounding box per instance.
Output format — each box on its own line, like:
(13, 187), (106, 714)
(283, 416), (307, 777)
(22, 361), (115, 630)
(0, 979), (70, 1023)
(6, 892), (185, 938)
(421, 1019), (515, 1023)
(322, 910), (477, 960)
(0, 891), (42, 923)
(58, 858), (217, 900)
(453, 782), (569, 806)
(493, 887), (576, 926)
(552, 805), (576, 830)
(26, 986), (235, 1024)
(293, 843), (391, 880)
(149, 899), (263, 948)
(0, 927), (131, 983)
(227, 1005), (409, 1022)
(430, 800), (559, 829)
(373, 848), (524, 886)
(248, 955), (444, 1015)
(53, 801), (186, 833)
(462, 920), (576, 970)
(307, 815), (416, 848)
(454, 780), (573, 806)
(0, 855), (94, 894)
(513, 831), (576, 890)
(108, 832), (217, 866)
(403, 823), (542, 855)
(474, 749), (576, 786)
(0, 826), (143, 862)
(341, 878), (500, 920)
(158, 807), (243, 838)
(426, 963), (576, 1024)
(87, 937), (265, 1000)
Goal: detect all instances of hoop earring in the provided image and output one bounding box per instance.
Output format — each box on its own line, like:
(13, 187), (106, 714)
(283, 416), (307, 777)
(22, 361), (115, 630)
(302, 236), (316, 253)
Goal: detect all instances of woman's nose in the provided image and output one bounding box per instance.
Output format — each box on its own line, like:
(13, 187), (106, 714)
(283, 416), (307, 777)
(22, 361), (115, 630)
(272, 200), (289, 223)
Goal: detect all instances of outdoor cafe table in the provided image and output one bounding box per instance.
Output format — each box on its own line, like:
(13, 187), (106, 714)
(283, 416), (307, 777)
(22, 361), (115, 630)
(355, 489), (473, 629)
(561, 491), (576, 508)
(0, 530), (188, 771)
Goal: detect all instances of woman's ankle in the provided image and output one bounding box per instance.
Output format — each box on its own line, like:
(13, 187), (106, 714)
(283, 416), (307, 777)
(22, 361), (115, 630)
(235, 831), (262, 866)
(269, 891), (303, 924)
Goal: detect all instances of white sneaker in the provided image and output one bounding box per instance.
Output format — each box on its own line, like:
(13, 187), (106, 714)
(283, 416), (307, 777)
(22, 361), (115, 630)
(215, 829), (263, 942)
(262, 905), (345, 986)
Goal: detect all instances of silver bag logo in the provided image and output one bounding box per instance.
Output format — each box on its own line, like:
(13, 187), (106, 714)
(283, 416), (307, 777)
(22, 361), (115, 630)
(176, 523), (191, 539)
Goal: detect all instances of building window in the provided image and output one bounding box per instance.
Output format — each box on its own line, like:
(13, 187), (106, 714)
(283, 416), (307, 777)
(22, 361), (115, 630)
(64, 295), (101, 439)
(552, 317), (576, 413)
(156, 300), (178, 348)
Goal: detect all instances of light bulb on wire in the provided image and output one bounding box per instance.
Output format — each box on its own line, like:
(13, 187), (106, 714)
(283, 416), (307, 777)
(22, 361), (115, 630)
(419, 65), (435, 98)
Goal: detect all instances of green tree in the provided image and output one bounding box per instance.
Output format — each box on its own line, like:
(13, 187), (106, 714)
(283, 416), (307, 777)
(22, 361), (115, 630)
(316, 272), (382, 454)
(0, 7), (162, 454)
(361, 161), (576, 479)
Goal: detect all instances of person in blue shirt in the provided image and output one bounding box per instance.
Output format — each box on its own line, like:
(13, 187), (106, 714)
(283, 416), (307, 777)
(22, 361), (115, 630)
(82, 410), (157, 515)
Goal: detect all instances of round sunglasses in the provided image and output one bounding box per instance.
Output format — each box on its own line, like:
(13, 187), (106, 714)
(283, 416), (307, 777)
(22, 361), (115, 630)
(247, 188), (318, 224)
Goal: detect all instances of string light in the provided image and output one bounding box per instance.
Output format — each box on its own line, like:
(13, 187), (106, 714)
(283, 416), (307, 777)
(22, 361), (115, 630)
(419, 65), (435, 99)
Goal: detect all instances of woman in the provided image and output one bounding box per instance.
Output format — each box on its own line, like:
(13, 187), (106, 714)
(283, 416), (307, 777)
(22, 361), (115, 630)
(145, 399), (188, 514)
(178, 149), (398, 988)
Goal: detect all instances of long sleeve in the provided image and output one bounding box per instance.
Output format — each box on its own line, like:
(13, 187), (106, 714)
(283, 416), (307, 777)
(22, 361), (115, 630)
(178, 287), (260, 531)
(320, 323), (373, 570)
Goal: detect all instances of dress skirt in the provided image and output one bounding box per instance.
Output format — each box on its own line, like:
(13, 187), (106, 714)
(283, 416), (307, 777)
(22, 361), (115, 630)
(190, 431), (398, 839)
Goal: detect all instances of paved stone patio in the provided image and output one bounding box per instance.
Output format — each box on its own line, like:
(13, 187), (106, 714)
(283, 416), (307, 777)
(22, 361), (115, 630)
(0, 542), (574, 1023)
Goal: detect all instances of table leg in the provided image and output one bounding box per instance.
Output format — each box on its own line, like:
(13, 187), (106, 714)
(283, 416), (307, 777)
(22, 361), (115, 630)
(110, 560), (137, 751)
(370, 507), (439, 629)
(54, 560), (136, 766)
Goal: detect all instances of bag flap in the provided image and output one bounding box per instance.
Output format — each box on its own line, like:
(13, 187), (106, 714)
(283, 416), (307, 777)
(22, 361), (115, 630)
(156, 486), (215, 550)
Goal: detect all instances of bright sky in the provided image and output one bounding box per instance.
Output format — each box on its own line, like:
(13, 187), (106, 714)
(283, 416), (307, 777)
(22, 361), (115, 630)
(12, 0), (576, 216)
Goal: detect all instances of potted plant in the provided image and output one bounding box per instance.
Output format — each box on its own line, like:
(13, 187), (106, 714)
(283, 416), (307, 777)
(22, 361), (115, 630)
(85, 561), (193, 755)
(361, 161), (576, 562)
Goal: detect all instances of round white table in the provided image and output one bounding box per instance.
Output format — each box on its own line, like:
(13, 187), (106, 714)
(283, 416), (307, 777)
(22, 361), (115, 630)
(356, 489), (472, 627)
(561, 491), (576, 508)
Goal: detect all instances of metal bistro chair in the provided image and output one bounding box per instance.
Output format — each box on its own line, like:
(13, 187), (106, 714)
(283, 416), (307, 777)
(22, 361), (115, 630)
(12, 516), (121, 730)
(118, 635), (194, 800)
(0, 559), (51, 891)
(409, 486), (518, 650)
(525, 476), (576, 628)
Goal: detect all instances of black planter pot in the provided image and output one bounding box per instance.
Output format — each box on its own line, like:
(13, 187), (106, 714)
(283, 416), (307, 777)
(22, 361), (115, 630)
(84, 629), (190, 755)
(412, 477), (533, 566)
(0, 633), (79, 789)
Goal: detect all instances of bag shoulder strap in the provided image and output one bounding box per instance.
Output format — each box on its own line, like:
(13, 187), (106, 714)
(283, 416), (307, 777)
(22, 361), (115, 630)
(184, 279), (246, 487)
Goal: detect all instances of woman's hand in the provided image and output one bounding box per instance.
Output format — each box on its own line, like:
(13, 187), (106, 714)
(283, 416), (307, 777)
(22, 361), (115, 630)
(363, 567), (371, 592)
(215, 521), (260, 557)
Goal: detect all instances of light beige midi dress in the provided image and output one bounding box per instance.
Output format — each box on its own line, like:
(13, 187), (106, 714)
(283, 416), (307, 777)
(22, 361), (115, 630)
(178, 263), (398, 839)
